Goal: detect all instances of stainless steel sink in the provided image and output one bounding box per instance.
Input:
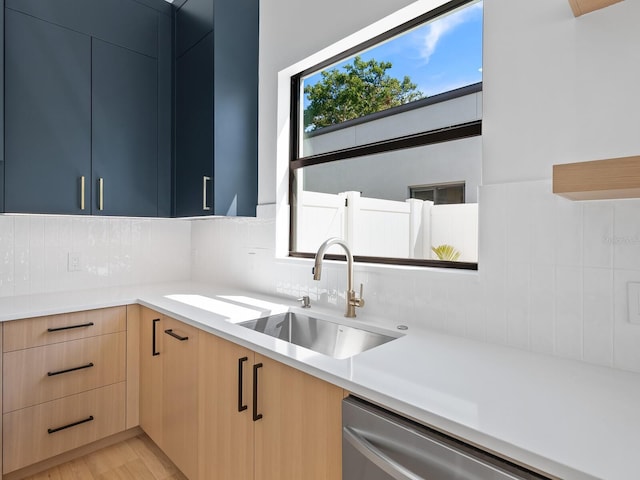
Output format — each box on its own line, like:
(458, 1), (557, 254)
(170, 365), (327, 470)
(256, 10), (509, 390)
(238, 312), (398, 359)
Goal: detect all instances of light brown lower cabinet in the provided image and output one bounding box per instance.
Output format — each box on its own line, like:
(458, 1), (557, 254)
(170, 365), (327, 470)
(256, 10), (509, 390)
(199, 332), (255, 480)
(139, 307), (164, 447)
(2, 306), (131, 476)
(3, 382), (126, 473)
(139, 307), (199, 480)
(199, 332), (344, 480)
(3, 332), (126, 413)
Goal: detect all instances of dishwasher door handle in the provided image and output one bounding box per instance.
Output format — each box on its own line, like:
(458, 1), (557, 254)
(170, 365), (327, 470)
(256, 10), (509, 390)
(343, 427), (424, 480)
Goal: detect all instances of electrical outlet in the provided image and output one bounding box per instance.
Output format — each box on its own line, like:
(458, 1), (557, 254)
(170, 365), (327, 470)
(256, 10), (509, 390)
(68, 252), (81, 272)
(628, 282), (640, 325)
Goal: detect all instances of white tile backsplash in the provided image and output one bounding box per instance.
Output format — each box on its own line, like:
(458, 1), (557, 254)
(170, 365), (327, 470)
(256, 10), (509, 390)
(613, 269), (640, 371)
(0, 215), (191, 297)
(190, 180), (640, 374)
(555, 196), (584, 267)
(529, 264), (555, 354)
(583, 203), (614, 269)
(613, 200), (640, 271)
(583, 267), (614, 366)
(555, 266), (583, 360)
(1, 178), (639, 375)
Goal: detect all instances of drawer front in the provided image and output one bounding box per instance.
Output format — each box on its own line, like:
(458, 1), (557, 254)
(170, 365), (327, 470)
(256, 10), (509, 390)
(3, 382), (126, 474)
(3, 332), (126, 413)
(3, 306), (126, 351)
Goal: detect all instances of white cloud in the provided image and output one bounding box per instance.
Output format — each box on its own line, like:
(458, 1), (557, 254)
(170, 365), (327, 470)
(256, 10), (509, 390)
(419, 2), (482, 64)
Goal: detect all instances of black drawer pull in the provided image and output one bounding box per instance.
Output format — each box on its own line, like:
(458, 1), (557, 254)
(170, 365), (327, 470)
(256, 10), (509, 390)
(47, 362), (94, 377)
(47, 415), (94, 434)
(238, 356), (248, 412)
(152, 318), (160, 356)
(47, 322), (94, 332)
(253, 362), (263, 421)
(164, 329), (188, 341)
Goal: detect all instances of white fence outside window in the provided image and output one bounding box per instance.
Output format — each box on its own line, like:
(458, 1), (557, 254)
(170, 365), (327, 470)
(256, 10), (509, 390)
(296, 191), (478, 262)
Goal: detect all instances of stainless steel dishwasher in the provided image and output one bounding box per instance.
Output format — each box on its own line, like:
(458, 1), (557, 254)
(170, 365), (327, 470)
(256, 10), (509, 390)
(343, 396), (550, 480)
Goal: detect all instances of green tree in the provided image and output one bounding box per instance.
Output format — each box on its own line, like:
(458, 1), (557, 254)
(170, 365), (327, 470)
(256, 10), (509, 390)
(303, 56), (424, 131)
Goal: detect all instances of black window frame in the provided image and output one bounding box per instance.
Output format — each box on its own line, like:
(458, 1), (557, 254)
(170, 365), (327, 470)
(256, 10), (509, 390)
(410, 181), (467, 204)
(289, 0), (482, 271)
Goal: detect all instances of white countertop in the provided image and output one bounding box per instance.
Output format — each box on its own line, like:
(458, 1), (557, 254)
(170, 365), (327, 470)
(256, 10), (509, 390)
(1, 282), (638, 480)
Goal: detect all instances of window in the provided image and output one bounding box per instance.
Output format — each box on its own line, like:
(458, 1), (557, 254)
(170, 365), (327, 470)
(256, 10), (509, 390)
(290, 0), (482, 268)
(410, 182), (465, 204)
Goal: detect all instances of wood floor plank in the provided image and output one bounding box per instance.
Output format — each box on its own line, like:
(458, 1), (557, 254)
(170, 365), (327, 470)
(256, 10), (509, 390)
(85, 441), (137, 477)
(121, 458), (157, 480)
(21, 434), (186, 480)
(126, 435), (180, 479)
(56, 459), (94, 480)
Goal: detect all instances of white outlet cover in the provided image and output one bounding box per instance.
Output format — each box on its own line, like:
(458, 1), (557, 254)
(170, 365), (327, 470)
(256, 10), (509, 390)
(628, 282), (640, 325)
(68, 252), (81, 272)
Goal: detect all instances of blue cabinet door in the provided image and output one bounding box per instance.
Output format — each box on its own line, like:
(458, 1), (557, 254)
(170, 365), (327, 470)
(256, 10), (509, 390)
(91, 39), (158, 216)
(5, 9), (91, 214)
(173, 0), (258, 218)
(213, 0), (258, 217)
(175, 32), (214, 217)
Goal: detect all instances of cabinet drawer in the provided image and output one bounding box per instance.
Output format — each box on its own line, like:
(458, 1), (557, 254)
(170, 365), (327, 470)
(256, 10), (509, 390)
(3, 332), (126, 413)
(3, 306), (126, 351)
(2, 382), (126, 474)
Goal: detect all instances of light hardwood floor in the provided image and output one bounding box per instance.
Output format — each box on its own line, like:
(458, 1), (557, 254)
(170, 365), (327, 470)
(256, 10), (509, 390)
(23, 434), (188, 480)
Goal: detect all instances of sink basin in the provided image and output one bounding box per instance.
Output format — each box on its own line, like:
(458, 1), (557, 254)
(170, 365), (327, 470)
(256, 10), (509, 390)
(237, 312), (398, 359)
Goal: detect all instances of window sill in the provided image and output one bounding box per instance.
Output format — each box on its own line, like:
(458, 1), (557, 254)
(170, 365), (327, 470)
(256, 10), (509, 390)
(288, 252), (478, 271)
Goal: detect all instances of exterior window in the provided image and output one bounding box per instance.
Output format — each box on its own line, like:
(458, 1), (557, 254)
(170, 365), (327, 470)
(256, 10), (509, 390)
(290, 0), (482, 268)
(410, 182), (465, 205)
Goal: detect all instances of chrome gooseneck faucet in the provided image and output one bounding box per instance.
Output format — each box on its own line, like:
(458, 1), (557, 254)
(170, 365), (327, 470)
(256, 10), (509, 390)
(313, 238), (365, 318)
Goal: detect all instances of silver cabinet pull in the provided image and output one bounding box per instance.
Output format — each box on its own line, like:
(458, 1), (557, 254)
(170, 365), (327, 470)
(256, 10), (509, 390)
(80, 176), (86, 210)
(203, 176), (211, 211)
(343, 427), (424, 480)
(98, 178), (104, 211)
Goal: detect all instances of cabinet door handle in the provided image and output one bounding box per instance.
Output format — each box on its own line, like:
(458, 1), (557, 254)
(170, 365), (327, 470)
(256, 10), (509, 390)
(238, 356), (248, 412)
(152, 318), (160, 356)
(47, 362), (94, 377)
(252, 362), (263, 421)
(203, 176), (211, 211)
(80, 176), (86, 210)
(98, 177), (104, 211)
(47, 322), (94, 332)
(164, 329), (188, 341)
(48, 415), (94, 434)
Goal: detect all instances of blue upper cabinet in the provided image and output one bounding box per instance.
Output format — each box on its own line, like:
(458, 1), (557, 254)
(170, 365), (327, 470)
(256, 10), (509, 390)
(175, 32), (214, 217)
(213, 0), (258, 217)
(92, 39), (159, 217)
(5, 0), (158, 57)
(5, 9), (92, 214)
(2, 0), (257, 217)
(2, 0), (172, 216)
(174, 0), (258, 217)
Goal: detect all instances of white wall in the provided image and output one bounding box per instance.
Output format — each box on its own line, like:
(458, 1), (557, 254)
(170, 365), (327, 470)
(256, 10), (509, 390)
(191, 0), (640, 374)
(483, 0), (640, 184)
(0, 215), (191, 297)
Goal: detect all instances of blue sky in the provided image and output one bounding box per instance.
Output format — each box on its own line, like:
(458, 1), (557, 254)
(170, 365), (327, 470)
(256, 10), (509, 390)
(303, 0), (483, 103)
